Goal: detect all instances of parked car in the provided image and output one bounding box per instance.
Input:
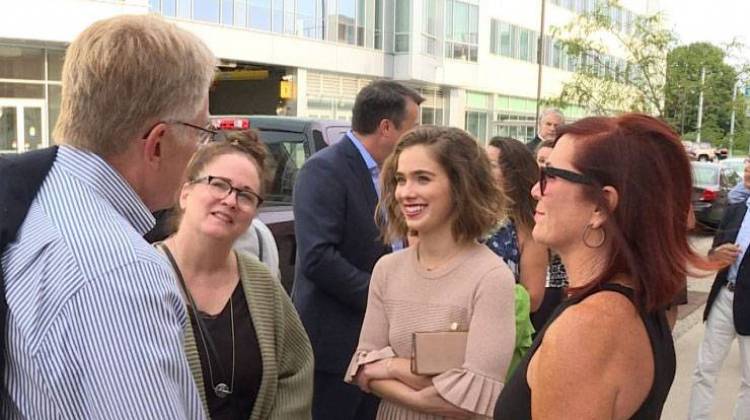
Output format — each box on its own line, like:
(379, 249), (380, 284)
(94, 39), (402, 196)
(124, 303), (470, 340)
(720, 157), (746, 178)
(691, 162), (740, 228)
(685, 141), (716, 162)
(210, 115), (350, 292)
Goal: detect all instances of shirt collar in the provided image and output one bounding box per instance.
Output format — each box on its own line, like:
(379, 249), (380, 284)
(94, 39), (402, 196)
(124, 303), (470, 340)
(56, 145), (155, 235)
(347, 130), (379, 173)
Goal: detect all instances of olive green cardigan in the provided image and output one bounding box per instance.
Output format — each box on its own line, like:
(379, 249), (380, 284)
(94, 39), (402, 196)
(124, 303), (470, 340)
(179, 251), (314, 420)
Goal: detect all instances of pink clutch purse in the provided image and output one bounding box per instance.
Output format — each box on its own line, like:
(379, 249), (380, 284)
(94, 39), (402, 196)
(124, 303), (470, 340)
(410, 331), (468, 375)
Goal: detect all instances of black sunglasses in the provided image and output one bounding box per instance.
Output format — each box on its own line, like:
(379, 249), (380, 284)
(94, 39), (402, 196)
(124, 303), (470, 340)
(539, 165), (598, 195)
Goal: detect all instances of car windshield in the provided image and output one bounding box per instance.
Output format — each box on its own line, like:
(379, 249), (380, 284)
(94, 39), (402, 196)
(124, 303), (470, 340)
(698, 142), (712, 148)
(692, 164), (719, 187)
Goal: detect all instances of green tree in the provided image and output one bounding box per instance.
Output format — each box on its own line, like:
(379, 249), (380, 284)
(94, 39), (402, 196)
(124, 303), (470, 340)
(547, 0), (675, 116)
(664, 43), (741, 148)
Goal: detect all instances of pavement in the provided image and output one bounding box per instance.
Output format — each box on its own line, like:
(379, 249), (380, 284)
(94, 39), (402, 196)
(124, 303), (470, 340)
(662, 233), (743, 419)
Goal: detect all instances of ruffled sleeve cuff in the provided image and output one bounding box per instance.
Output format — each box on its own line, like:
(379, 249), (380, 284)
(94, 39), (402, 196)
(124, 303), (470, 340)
(343, 347), (396, 383)
(432, 368), (504, 417)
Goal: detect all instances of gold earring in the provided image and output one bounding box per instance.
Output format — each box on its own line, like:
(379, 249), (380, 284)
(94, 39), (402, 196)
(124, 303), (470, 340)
(582, 223), (606, 248)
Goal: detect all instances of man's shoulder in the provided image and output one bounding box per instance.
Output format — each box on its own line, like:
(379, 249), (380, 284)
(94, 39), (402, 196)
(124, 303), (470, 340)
(305, 136), (353, 166)
(33, 171), (163, 277)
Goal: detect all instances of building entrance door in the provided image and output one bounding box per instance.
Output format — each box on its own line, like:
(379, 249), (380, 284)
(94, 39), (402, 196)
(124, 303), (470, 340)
(0, 99), (48, 154)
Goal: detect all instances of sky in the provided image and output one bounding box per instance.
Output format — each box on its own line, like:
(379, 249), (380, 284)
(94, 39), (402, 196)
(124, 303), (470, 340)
(657, 0), (750, 49)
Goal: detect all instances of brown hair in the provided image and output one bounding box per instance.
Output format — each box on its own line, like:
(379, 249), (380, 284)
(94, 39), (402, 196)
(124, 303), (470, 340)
(556, 113), (714, 312)
(170, 130), (267, 231)
(378, 126), (505, 244)
(184, 130), (267, 188)
(488, 137), (539, 231)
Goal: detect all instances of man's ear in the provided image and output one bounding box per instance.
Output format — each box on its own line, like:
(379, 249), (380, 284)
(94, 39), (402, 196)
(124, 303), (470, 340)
(142, 122), (168, 168)
(378, 118), (392, 136)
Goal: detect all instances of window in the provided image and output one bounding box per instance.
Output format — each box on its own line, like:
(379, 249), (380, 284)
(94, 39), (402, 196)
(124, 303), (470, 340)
(394, 0), (410, 52)
(178, 0), (192, 18)
(262, 132), (307, 205)
(518, 28), (534, 62)
(552, 41), (563, 69)
(374, 0), (383, 49)
(338, 0), (356, 44)
(421, 0), (438, 56)
(465, 111), (488, 142)
(163, 0), (177, 16)
(490, 20), (538, 64)
(0, 46), (45, 80)
(272, 0), (284, 32)
(250, 0), (272, 31)
(445, 0), (478, 62)
(222, 0), (234, 25)
(194, 0), (220, 23)
(298, 0), (322, 38)
(47, 50), (64, 81)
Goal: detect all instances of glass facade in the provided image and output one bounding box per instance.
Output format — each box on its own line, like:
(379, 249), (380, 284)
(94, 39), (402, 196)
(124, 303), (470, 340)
(421, 0), (438, 56)
(150, 0), (382, 49)
(489, 19), (630, 80)
(417, 86), (446, 125)
(0, 44), (63, 153)
(549, 0), (636, 35)
(394, 0), (410, 52)
(445, 0), (478, 62)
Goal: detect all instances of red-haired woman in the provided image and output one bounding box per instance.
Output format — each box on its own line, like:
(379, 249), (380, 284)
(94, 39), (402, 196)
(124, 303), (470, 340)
(494, 114), (713, 419)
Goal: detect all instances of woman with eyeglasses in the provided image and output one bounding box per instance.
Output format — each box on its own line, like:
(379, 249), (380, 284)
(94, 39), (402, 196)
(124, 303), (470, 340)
(345, 126), (516, 419)
(157, 130), (313, 420)
(494, 114), (714, 419)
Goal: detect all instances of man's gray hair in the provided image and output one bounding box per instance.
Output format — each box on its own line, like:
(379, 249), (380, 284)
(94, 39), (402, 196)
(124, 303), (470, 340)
(538, 108), (565, 125)
(54, 14), (216, 156)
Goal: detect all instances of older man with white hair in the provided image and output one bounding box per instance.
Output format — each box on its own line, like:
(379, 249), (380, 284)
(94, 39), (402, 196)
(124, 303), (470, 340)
(1, 15), (216, 418)
(527, 108), (564, 152)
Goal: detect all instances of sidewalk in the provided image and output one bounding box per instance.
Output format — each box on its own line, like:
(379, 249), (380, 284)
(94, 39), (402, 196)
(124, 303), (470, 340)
(662, 234), (742, 419)
(663, 314), (742, 419)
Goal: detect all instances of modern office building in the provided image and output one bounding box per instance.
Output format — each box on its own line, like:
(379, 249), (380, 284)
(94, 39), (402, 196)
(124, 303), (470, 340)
(0, 0), (660, 153)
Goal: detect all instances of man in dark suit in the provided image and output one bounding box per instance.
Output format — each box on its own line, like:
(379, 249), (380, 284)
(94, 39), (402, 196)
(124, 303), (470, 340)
(688, 158), (750, 419)
(292, 80), (423, 420)
(526, 108), (564, 152)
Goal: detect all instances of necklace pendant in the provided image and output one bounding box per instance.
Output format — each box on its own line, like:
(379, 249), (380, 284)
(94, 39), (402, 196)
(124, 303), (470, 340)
(214, 383), (232, 398)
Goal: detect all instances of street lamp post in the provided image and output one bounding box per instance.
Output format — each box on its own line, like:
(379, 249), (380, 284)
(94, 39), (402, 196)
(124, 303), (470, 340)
(730, 79), (739, 158)
(534, 0), (546, 128)
(696, 66), (706, 143)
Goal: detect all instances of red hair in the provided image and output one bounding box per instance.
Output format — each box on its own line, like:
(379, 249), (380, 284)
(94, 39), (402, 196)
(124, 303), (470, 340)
(556, 113), (714, 312)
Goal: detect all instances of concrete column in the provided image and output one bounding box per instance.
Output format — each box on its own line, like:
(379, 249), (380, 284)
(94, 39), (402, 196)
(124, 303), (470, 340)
(294, 67), (308, 117)
(447, 87), (466, 129)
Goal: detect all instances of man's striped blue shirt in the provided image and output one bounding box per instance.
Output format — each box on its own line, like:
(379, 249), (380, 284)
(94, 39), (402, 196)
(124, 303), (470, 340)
(1, 146), (205, 419)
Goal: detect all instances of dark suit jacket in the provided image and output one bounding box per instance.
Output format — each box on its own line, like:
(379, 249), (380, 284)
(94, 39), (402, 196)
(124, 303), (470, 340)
(292, 135), (390, 374)
(703, 202), (750, 335)
(526, 135), (543, 153)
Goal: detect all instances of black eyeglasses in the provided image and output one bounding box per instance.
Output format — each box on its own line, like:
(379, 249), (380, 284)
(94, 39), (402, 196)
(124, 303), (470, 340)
(539, 165), (598, 196)
(191, 175), (264, 210)
(176, 122), (222, 145)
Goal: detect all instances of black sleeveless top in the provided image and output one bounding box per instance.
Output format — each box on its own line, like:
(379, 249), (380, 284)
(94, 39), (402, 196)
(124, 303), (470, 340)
(494, 283), (675, 420)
